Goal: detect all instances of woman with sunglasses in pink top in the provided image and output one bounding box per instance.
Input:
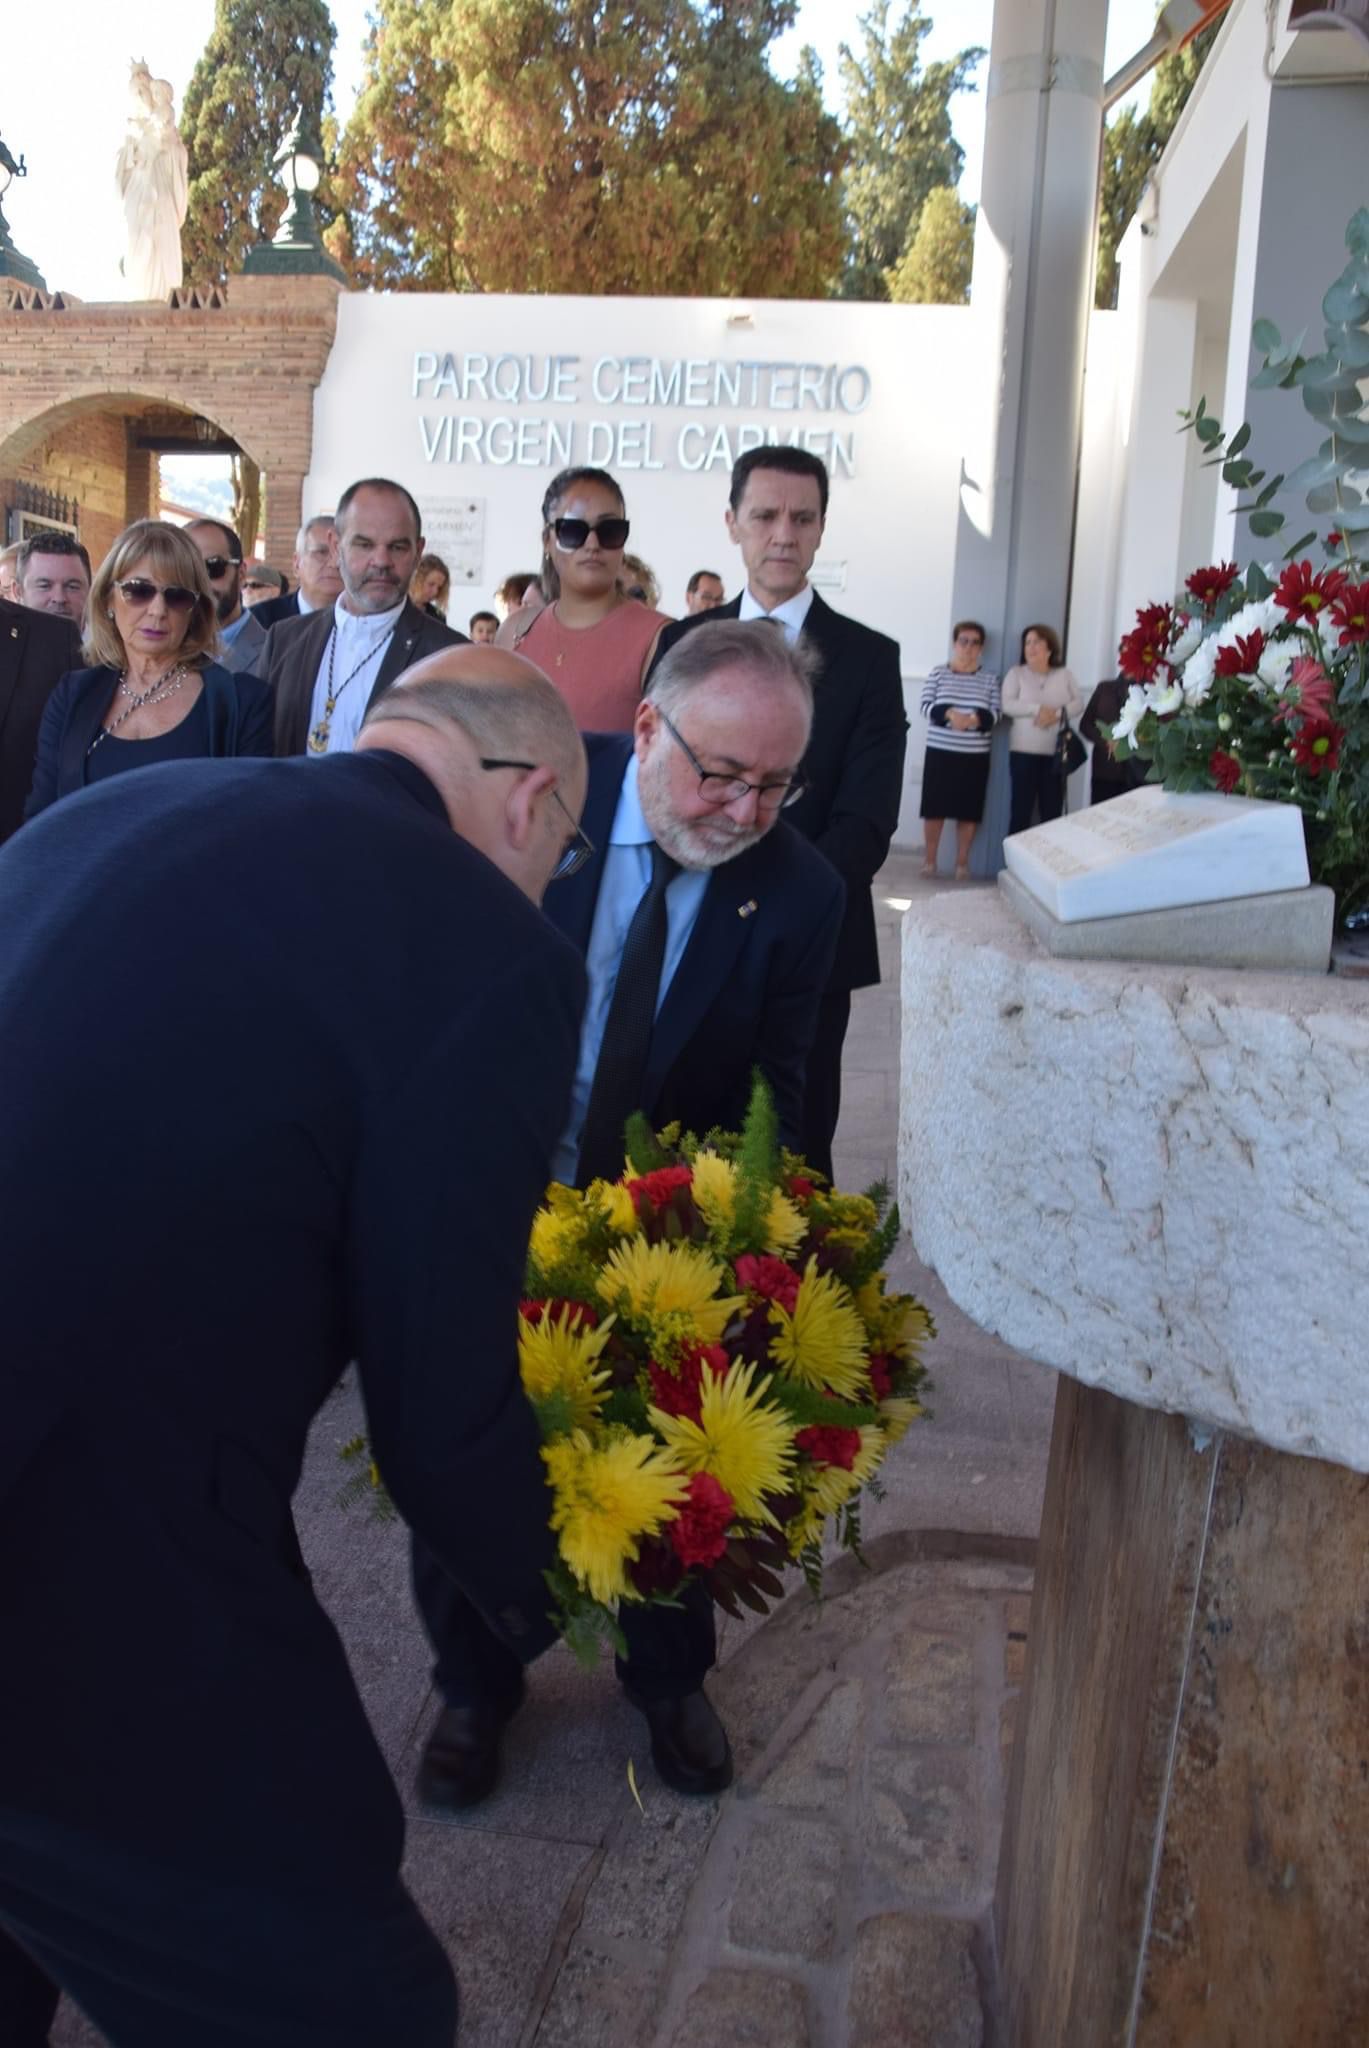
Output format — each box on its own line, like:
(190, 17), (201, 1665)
(24, 519), (273, 819)
(497, 467), (672, 732)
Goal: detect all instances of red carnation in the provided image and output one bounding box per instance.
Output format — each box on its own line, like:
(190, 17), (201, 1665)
(1330, 581), (1369, 647)
(787, 1175), (815, 1202)
(795, 1424), (862, 1471)
(628, 1165), (694, 1213)
(1274, 560), (1347, 622)
(1208, 748), (1242, 794)
(648, 1342), (727, 1420)
(669, 1472), (735, 1567)
(519, 1298), (599, 1329)
(1290, 717), (1344, 777)
(1184, 562), (1238, 610)
(867, 1353), (894, 1401)
(1214, 630), (1264, 677)
(734, 1253), (803, 1314)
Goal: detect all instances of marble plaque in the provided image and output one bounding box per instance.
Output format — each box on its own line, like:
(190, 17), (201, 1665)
(1003, 786), (1309, 923)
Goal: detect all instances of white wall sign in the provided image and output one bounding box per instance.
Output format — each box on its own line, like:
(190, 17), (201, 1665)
(411, 351), (872, 477)
(419, 496), (485, 586)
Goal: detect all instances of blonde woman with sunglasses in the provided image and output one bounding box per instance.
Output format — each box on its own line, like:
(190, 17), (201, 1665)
(24, 519), (274, 819)
(497, 467), (672, 732)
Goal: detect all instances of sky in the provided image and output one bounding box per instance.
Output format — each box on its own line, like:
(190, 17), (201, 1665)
(2, 0), (1163, 306)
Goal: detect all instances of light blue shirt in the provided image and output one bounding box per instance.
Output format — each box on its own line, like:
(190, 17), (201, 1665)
(220, 609), (250, 650)
(552, 755), (710, 1184)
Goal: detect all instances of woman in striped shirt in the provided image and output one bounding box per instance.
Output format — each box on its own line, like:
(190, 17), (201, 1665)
(919, 620), (1001, 879)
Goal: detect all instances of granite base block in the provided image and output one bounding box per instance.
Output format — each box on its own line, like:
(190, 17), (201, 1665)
(998, 870), (1334, 972)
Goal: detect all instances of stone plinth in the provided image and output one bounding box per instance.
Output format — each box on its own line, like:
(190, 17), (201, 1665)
(899, 891), (1369, 2043)
(897, 890), (1369, 1471)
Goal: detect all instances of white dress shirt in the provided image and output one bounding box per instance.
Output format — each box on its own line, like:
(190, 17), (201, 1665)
(738, 583), (815, 647)
(306, 598), (404, 756)
(551, 755), (710, 1185)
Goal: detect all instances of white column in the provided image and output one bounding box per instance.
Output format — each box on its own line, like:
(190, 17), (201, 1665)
(952, 0), (1111, 661)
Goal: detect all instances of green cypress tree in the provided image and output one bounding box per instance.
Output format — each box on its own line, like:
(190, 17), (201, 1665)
(837, 3), (982, 302)
(180, 0), (336, 285)
(886, 184), (975, 305)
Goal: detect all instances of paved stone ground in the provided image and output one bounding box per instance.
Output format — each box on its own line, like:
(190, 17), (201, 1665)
(54, 856), (1055, 2047)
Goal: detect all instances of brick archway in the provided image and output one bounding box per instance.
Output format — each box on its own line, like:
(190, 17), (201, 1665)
(0, 273), (341, 564)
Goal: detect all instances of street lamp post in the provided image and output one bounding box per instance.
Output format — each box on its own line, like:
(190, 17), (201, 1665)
(241, 115), (346, 282)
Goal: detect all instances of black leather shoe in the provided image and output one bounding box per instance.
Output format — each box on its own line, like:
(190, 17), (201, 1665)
(631, 1688), (734, 1796)
(416, 1699), (518, 1811)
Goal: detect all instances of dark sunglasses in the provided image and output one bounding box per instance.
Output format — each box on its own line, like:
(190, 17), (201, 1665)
(202, 555), (241, 580)
(114, 578), (200, 613)
(480, 758), (593, 880)
(551, 516), (630, 553)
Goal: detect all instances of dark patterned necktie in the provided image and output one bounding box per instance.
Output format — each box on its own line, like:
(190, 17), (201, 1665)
(576, 842), (680, 1188)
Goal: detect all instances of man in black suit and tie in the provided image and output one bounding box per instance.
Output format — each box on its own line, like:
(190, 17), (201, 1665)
(0, 594), (80, 843)
(249, 511), (342, 628)
(413, 619), (845, 1809)
(648, 446), (908, 1178)
(264, 477), (468, 756)
(0, 651), (592, 2046)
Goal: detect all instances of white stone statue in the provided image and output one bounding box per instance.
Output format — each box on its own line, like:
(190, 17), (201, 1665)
(115, 60), (188, 301)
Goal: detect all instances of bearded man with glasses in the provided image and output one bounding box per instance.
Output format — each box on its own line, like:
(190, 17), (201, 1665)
(413, 618), (845, 1813)
(184, 518), (266, 678)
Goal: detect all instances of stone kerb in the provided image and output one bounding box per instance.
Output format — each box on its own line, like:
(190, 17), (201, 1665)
(897, 889), (1369, 1472)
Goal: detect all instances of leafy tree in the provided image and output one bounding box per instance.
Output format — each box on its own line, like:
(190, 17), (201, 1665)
(1095, 21), (1218, 309)
(332, 0), (847, 298)
(181, 0), (335, 286)
(887, 185), (974, 304)
(837, 3), (982, 302)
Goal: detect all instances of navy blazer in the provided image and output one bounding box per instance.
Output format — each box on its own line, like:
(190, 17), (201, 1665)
(648, 590), (907, 993)
(546, 733), (845, 1153)
(0, 749), (585, 1897)
(0, 597), (81, 844)
(23, 659), (274, 819)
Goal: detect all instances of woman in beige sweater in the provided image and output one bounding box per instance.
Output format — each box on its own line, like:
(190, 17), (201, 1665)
(1001, 624), (1084, 834)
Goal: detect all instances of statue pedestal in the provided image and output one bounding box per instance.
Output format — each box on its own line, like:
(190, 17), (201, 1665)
(898, 893), (1369, 2043)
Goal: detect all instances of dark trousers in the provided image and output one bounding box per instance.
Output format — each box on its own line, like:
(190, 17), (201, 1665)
(800, 988), (852, 1183)
(412, 1538), (717, 1708)
(1009, 751), (1064, 835)
(0, 1829), (456, 2048)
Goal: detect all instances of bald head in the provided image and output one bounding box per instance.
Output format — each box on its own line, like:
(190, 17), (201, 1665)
(357, 644), (589, 903)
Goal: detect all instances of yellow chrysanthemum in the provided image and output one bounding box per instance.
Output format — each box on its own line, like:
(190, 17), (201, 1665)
(649, 1360), (795, 1524)
(689, 1150), (738, 1232)
(825, 1193), (879, 1233)
(599, 1237), (741, 1349)
(518, 1309), (615, 1429)
(763, 1188), (807, 1258)
(878, 1396), (923, 1443)
(853, 1279), (934, 1359)
(767, 1258), (870, 1399)
(798, 1424), (887, 1518)
(529, 1185), (588, 1272)
(542, 1430), (690, 1604)
(586, 1178), (640, 1237)
(784, 1427), (887, 1555)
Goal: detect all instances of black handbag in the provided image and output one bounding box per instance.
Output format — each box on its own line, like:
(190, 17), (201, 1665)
(1054, 720), (1087, 779)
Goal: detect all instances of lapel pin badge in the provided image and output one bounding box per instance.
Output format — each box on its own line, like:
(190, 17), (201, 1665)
(738, 899), (758, 919)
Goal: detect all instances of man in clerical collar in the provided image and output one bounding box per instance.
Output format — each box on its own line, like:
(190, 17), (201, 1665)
(262, 477), (465, 757)
(185, 519), (265, 677)
(412, 620), (845, 1811)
